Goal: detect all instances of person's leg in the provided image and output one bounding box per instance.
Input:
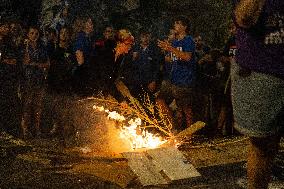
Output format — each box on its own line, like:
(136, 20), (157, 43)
(175, 86), (194, 129)
(49, 93), (63, 136)
(184, 106), (193, 128)
(61, 96), (72, 145)
(217, 104), (226, 132)
(175, 105), (193, 130)
(33, 87), (45, 137)
(248, 136), (281, 189)
(217, 96), (234, 136)
(21, 103), (32, 138)
(175, 108), (184, 129)
(231, 61), (284, 188)
(156, 97), (174, 128)
(156, 80), (174, 129)
(21, 85), (33, 138)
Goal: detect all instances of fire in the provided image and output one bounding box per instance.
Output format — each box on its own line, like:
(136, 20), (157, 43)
(93, 105), (167, 150)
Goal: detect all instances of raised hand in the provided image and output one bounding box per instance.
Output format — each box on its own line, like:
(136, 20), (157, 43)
(157, 39), (172, 52)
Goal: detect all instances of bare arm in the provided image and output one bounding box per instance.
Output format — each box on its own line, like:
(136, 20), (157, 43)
(23, 50), (30, 66)
(170, 46), (192, 61)
(198, 54), (212, 65)
(75, 50), (84, 65)
(157, 40), (192, 61)
(2, 59), (17, 65)
(235, 0), (266, 28)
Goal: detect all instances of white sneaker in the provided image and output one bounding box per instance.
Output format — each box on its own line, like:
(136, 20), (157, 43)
(236, 178), (247, 188)
(268, 181), (284, 189)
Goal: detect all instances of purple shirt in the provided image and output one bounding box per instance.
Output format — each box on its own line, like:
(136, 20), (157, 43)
(235, 0), (284, 79)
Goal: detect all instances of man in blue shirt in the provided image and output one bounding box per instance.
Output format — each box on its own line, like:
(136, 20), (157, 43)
(72, 16), (94, 95)
(157, 16), (196, 130)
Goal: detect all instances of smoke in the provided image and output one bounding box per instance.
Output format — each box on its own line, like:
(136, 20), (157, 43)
(86, 113), (132, 155)
(72, 99), (132, 155)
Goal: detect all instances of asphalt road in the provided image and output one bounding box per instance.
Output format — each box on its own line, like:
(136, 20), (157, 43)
(1, 134), (283, 189)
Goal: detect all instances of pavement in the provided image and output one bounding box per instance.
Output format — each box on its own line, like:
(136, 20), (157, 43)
(1, 132), (284, 189)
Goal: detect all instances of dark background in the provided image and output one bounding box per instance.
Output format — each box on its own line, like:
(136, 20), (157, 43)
(1, 0), (233, 48)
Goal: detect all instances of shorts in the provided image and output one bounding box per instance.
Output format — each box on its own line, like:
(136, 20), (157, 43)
(158, 80), (193, 108)
(231, 61), (284, 137)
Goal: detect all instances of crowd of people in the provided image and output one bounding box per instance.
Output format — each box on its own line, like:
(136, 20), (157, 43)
(1, 0), (283, 188)
(0, 14), (236, 141)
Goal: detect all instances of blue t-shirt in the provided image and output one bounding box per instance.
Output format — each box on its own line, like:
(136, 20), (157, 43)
(73, 31), (93, 65)
(170, 35), (196, 87)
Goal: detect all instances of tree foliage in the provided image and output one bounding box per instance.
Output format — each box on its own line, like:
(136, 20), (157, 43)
(107, 0), (233, 48)
(42, 0), (233, 48)
(140, 0), (234, 48)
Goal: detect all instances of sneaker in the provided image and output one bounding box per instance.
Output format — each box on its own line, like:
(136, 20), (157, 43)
(49, 123), (62, 137)
(236, 178), (247, 188)
(35, 131), (42, 138)
(242, 162), (247, 169)
(20, 130), (33, 140)
(269, 181), (284, 189)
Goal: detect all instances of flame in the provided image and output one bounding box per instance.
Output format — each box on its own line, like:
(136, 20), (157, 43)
(93, 105), (167, 150)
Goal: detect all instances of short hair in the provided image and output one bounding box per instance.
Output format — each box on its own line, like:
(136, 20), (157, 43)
(28, 25), (40, 32)
(174, 16), (191, 33)
(103, 24), (114, 30)
(139, 29), (151, 37)
(116, 29), (134, 44)
(59, 26), (72, 35)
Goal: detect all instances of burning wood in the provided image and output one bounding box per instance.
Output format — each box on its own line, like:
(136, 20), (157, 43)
(88, 81), (206, 152)
(174, 121), (205, 139)
(93, 105), (167, 150)
(115, 80), (173, 137)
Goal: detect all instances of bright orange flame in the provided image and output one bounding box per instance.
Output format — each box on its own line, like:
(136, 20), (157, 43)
(93, 105), (167, 150)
